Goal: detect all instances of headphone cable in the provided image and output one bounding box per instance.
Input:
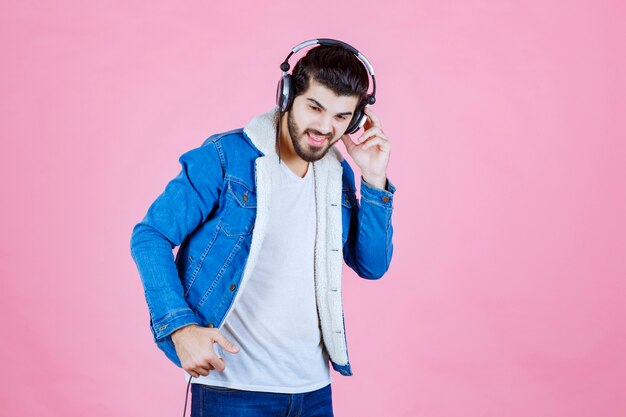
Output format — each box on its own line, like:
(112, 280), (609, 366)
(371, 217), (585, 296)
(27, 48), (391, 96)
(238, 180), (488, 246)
(277, 108), (282, 163)
(182, 374), (192, 417)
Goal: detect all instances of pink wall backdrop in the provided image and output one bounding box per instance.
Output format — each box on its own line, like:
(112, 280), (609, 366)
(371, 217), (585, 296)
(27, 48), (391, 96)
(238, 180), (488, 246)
(1, 0), (624, 416)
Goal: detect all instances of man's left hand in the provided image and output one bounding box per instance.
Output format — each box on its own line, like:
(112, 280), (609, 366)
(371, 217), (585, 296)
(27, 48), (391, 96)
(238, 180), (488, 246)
(340, 106), (391, 190)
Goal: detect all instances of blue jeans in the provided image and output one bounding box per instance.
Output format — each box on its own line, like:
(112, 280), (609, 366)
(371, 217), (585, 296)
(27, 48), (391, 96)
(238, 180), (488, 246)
(190, 383), (334, 417)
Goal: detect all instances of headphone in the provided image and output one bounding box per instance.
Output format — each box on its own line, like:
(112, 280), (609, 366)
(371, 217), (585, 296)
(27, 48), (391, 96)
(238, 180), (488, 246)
(275, 38), (377, 136)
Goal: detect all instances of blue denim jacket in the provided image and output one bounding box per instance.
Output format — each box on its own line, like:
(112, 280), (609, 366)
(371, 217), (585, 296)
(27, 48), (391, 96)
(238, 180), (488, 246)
(130, 107), (396, 376)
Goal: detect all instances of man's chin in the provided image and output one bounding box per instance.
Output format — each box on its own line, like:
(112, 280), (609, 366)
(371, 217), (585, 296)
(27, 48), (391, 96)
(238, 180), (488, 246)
(295, 146), (327, 162)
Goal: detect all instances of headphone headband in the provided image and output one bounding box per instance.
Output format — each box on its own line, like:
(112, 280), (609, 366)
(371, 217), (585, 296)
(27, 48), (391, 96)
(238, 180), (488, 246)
(287, 39), (374, 75)
(280, 38), (376, 100)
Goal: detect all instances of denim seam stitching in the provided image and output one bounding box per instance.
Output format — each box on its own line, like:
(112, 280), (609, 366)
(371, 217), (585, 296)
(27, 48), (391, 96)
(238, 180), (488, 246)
(360, 195), (393, 209)
(212, 139), (227, 171)
(194, 234), (245, 311)
(183, 227), (220, 297)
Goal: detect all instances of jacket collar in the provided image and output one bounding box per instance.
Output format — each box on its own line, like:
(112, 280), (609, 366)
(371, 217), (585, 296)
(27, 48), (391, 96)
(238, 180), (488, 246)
(243, 106), (345, 169)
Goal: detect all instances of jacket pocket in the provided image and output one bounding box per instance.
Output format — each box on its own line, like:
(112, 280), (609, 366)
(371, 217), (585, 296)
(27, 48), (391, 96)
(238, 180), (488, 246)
(220, 178), (257, 236)
(196, 384), (237, 392)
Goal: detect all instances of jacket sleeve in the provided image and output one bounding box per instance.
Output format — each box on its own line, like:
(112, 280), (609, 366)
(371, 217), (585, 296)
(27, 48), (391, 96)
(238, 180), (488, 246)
(129, 139), (224, 342)
(342, 161), (396, 279)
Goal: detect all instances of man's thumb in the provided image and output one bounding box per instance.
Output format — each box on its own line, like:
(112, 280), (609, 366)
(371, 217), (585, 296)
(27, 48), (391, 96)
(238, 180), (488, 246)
(215, 332), (240, 353)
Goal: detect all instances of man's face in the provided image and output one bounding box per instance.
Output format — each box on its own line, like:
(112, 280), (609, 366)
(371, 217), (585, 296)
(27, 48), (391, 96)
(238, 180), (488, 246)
(286, 79), (360, 162)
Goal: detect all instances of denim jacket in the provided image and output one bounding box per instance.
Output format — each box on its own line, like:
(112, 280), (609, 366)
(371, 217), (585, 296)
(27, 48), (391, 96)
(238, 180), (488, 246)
(130, 106), (396, 376)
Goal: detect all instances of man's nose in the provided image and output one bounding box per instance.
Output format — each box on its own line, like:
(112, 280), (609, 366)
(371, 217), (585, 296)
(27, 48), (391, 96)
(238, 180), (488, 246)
(313, 115), (333, 137)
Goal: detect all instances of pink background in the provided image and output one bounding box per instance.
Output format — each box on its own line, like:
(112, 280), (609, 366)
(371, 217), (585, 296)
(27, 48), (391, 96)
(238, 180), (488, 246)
(1, 1), (625, 416)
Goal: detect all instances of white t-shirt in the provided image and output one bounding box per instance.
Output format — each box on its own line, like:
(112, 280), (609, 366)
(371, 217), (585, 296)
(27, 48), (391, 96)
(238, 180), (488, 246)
(187, 160), (332, 393)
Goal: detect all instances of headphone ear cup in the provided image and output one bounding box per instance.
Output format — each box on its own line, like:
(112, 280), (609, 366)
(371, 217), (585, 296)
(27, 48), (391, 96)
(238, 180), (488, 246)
(346, 104), (365, 134)
(276, 78), (284, 109)
(283, 75), (294, 111)
(276, 74), (291, 111)
(276, 74), (293, 112)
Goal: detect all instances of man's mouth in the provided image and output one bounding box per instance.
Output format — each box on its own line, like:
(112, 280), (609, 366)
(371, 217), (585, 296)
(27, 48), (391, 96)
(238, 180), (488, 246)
(306, 132), (327, 147)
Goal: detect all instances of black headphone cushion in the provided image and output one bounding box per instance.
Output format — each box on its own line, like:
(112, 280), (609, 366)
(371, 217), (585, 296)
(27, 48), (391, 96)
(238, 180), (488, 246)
(346, 99), (368, 134)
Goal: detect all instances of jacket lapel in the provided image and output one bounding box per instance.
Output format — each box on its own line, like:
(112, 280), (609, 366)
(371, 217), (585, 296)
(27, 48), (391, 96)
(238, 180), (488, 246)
(241, 106), (349, 366)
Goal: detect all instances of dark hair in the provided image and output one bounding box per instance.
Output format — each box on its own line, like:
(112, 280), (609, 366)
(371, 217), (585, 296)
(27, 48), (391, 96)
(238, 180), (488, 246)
(291, 45), (369, 103)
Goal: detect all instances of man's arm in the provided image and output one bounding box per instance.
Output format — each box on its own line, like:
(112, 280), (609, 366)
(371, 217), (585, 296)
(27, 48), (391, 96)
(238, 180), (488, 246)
(342, 170), (396, 279)
(339, 106), (395, 279)
(129, 139), (224, 343)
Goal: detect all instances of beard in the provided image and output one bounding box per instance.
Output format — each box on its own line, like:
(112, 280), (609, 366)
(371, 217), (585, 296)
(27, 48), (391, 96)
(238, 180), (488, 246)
(287, 111), (336, 162)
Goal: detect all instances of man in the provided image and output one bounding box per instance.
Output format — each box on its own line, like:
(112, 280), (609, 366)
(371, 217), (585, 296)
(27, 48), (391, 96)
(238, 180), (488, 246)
(130, 39), (396, 416)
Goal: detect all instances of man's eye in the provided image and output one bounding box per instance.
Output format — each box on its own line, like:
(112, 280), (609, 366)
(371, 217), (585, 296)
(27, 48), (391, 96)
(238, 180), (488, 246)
(337, 116), (345, 120)
(310, 105), (320, 111)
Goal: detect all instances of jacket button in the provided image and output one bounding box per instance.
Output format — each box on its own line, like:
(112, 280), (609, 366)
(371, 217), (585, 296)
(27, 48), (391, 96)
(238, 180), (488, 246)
(381, 196), (389, 203)
(229, 284), (236, 291)
(208, 323), (214, 328)
(243, 192), (248, 202)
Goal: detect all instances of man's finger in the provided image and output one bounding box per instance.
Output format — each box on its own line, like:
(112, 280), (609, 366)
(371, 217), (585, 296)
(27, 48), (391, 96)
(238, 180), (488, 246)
(186, 369), (200, 378)
(214, 332), (240, 354)
(208, 356), (226, 372)
(356, 127), (384, 144)
(196, 361), (215, 375)
(195, 366), (210, 377)
(363, 106), (382, 128)
(362, 137), (390, 152)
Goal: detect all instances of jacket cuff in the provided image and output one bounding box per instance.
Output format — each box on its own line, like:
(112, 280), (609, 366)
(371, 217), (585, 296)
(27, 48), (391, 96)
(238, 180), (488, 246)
(151, 308), (200, 341)
(360, 176), (396, 208)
